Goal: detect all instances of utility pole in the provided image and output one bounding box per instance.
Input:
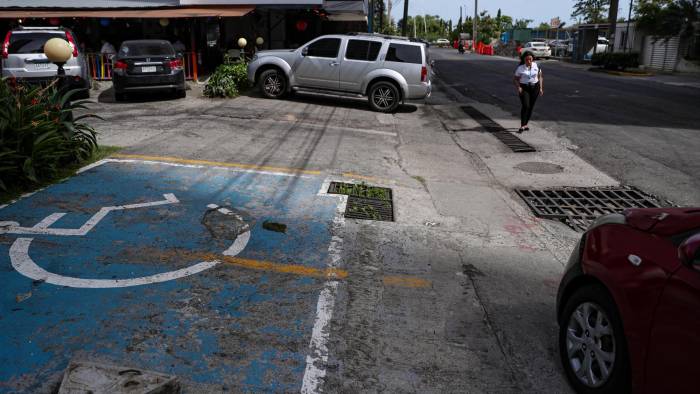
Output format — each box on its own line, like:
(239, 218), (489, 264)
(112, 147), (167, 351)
(608, 0), (619, 52)
(424, 15), (427, 35)
(472, 0), (477, 50)
(402, 0), (409, 36)
(414, 15), (417, 37)
(459, 6), (462, 32)
(387, 0), (392, 29)
(625, 0), (633, 53)
(368, 0), (374, 33)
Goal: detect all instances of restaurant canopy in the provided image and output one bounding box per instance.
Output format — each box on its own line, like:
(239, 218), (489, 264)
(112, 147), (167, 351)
(0, 6), (254, 18)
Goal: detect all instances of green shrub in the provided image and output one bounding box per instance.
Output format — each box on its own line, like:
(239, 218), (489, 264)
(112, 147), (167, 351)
(203, 62), (250, 98)
(0, 79), (99, 190)
(591, 52), (640, 70)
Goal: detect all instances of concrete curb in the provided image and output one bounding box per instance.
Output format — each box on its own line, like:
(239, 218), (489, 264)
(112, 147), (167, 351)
(589, 67), (653, 77)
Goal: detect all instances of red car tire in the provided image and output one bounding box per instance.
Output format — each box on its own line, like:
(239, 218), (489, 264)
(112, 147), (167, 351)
(558, 284), (631, 394)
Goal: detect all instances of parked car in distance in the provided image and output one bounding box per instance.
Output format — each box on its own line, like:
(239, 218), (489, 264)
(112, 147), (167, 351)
(435, 38), (450, 47)
(247, 33), (432, 113)
(557, 208), (700, 394)
(112, 39), (186, 101)
(1, 26), (90, 98)
(548, 39), (570, 56)
(521, 41), (552, 59)
(584, 37), (610, 60)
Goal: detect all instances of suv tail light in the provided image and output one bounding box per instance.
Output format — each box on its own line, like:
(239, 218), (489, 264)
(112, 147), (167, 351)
(421, 66), (427, 82)
(114, 60), (128, 70)
(168, 58), (183, 70)
(2, 31), (10, 59)
(64, 30), (79, 57)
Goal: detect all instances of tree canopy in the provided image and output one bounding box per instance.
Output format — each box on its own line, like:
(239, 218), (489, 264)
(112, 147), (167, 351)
(636, 0), (700, 39)
(571, 0), (611, 23)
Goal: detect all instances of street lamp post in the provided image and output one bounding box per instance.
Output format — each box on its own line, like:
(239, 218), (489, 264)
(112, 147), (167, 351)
(43, 37), (72, 92)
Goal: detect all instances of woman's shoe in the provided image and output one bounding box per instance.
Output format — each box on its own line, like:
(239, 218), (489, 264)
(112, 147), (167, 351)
(517, 127), (525, 133)
(524, 126), (530, 131)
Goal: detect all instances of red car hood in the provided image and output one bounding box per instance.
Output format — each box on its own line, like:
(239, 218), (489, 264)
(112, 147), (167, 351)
(624, 208), (700, 236)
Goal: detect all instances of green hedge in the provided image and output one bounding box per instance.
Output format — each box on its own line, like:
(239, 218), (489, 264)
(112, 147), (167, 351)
(591, 52), (640, 70)
(203, 62), (250, 98)
(0, 79), (99, 190)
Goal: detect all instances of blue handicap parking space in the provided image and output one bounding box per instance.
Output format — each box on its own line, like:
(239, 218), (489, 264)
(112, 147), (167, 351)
(0, 160), (341, 392)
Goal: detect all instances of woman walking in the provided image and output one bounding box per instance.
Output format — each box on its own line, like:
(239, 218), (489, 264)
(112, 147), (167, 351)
(513, 51), (544, 133)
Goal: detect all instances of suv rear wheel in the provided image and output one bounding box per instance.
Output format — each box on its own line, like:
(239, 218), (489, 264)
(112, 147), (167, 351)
(259, 69), (286, 99)
(368, 81), (400, 113)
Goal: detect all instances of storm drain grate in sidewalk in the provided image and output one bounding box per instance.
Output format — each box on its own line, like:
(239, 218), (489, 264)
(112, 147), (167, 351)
(328, 182), (394, 222)
(461, 105), (536, 153)
(516, 187), (664, 232)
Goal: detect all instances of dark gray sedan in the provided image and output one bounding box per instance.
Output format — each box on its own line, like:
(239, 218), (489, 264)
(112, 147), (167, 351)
(112, 40), (185, 101)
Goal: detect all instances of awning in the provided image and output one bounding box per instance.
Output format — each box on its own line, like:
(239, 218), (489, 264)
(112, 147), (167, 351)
(0, 6), (254, 18)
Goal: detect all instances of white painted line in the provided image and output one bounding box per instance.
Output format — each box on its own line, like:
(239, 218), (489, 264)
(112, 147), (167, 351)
(31, 213), (66, 229)
(302, 179), (347, 393)
(0, 194), (179, 236)
(223, 230), (250, 257)
(75, 159), (109, 174)
(9, 237), (223, 288)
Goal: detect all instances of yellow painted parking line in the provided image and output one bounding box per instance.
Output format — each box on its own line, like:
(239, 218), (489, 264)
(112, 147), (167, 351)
(382, 275), (432, 288)
(206, 254), (430, 289)
(217, 255), (349, 280)
(111, 153), (322, 176)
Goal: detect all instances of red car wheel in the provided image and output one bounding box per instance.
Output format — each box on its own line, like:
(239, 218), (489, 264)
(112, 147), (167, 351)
(559, 284), (631, 394)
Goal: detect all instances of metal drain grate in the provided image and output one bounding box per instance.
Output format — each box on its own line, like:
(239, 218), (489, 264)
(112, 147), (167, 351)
(328, 182), (394, 222)
(516, 187), (664, 231)
(461, 105), (536, 153)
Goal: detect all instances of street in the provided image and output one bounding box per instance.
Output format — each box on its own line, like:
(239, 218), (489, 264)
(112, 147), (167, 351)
(431, 48), (700, 206)
(2, 49), (699, 392)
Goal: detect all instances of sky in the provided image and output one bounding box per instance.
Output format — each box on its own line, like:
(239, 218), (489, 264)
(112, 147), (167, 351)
(388, 0), (635, 28)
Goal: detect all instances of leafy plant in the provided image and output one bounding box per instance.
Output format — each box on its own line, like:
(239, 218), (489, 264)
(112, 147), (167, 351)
(0, 79), (100, 190)
(203, 62), (250, 98)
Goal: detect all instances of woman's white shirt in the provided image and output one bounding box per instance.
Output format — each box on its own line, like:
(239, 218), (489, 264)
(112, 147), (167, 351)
(514, 63), (540, 84)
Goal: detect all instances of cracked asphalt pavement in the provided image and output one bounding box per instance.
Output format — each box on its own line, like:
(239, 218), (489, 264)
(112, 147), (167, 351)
(34, 48), (691, 391)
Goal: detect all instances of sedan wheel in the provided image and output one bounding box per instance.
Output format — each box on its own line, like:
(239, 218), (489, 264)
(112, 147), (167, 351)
(559, 284), (630, 394)
(566, 302), (616, 387)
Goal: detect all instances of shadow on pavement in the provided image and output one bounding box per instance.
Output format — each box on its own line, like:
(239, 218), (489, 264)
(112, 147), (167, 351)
(98, 87), (186, 104)
(243, 89), (419, 114)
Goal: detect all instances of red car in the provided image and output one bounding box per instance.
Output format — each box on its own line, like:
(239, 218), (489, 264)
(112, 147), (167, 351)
(557, 208), (700, 394)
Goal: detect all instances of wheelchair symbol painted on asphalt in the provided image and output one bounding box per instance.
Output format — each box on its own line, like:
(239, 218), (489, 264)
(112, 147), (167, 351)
(0, 193), (249, 289)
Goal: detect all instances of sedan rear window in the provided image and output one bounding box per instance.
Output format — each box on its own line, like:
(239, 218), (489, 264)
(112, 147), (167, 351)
(119, 42), (175, 57)
(386, 44), (422, 64)
(8, 32), (66, 54)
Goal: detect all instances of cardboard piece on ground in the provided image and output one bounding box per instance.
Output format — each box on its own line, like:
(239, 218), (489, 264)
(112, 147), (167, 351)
(58, 361), (180, 394)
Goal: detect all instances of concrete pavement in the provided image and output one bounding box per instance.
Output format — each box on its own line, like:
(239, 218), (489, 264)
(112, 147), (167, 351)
(0, 65), (647, 392)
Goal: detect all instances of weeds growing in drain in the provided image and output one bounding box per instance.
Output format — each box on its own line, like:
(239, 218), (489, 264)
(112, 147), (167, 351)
(347, 203), (382, 220)
(335, 182), (391, 201)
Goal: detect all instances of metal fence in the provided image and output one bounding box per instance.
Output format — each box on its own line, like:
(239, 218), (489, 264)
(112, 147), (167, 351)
(86, 51), (199, 81)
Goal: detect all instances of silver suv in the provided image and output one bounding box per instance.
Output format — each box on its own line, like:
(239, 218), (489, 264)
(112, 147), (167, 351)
(1, 26), (90, 97)
(247, 33), (431, 112)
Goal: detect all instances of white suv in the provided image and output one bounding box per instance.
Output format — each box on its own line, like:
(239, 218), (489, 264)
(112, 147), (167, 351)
(247, 33), (432, 112)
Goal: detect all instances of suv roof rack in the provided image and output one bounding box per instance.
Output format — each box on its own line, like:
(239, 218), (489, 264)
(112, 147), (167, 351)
(346, 32), (409, 41)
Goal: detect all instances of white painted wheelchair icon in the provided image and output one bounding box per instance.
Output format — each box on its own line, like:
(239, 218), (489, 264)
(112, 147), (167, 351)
(0, 193), (249, 288)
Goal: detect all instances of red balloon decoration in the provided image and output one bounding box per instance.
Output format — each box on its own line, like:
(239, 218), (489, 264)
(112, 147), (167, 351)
(295, 20), (308, 32)
(49, 17), (60, 26)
